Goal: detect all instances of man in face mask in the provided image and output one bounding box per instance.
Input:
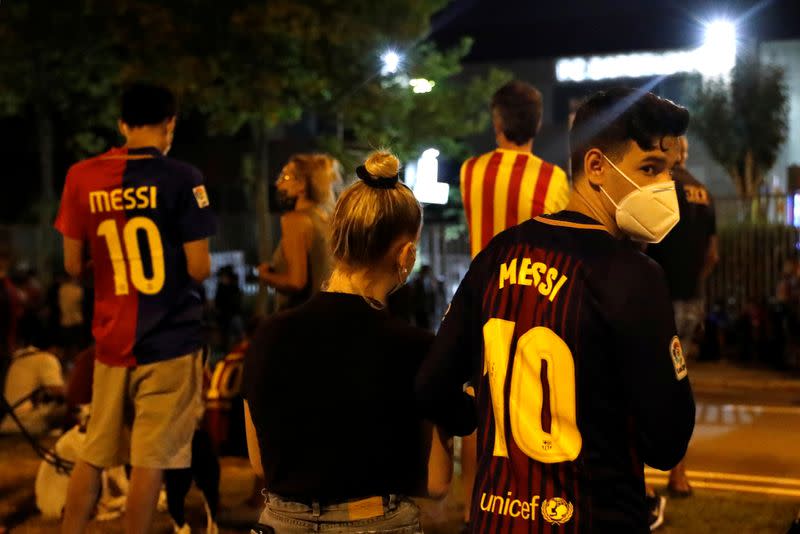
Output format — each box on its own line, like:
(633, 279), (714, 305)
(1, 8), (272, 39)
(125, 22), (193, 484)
(568, 104), (682, 244)
(417, 87), (695, 534)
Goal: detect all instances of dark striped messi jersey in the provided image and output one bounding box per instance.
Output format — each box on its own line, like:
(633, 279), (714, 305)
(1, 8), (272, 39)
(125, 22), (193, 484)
(416, 211), (695, 533)
(55, 146), (217, 367)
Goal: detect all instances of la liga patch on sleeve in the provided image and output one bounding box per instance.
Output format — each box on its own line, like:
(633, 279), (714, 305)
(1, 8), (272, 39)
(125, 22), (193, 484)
(193, 185), (210, 208)
(670, 336), (688, 380)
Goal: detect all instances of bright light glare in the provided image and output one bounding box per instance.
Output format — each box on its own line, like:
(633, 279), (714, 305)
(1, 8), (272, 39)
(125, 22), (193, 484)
(409, 78), (435, 93)
(793, 193), (800, 227)
(380, 50), (401, 75)
(406, 148), (449, 205)
(699, 19), (737, 77)
(555, 18), (736, 82)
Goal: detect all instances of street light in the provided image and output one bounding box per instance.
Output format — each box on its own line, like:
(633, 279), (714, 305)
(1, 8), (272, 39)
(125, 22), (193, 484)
(380, 50), (402, 75)
(699, 19), (737, 77)
(409, 78), (435, 93)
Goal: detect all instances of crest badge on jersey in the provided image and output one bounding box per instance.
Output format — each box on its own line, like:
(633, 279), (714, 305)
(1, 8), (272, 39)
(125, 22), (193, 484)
(670, 335), (688, 380)
(541, 497), (574, 525)
(193, 185), (210, 208)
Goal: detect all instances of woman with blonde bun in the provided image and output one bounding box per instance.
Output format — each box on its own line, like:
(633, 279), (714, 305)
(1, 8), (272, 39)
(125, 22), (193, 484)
(243, 150), (453, 534)
(259, 154), (339, 310)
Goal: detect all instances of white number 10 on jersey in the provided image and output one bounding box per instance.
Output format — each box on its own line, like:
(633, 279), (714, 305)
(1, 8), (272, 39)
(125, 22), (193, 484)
(483, 319), (582, 463)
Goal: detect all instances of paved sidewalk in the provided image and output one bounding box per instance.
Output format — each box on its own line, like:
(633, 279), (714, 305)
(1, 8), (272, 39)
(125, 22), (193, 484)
(689, 360), (800, 392)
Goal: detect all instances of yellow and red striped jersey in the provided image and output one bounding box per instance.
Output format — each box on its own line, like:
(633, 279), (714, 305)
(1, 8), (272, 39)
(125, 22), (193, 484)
(460, 149), (570, 258)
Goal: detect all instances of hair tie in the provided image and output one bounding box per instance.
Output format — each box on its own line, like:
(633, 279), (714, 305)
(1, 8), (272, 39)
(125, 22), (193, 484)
(356, 165), (399, 189)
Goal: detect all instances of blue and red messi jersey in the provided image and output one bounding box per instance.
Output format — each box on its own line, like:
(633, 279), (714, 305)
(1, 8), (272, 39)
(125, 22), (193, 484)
(54, 146), (217, 367)
(416, 211), (695, 533)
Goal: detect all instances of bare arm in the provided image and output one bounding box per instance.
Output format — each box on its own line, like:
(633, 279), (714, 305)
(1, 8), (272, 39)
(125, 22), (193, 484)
(260, 213), (310, 293)
(426, 424), (454, 499)
(63, 237), (84, 278)
(244, 400), (264, 478)
(183, 238), (211, 282)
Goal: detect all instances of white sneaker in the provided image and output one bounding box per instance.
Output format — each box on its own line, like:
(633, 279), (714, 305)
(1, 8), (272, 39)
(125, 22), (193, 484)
(204, 498), (219, 534)
(647, 493), (667, 531)
(171, 520), (191, 534)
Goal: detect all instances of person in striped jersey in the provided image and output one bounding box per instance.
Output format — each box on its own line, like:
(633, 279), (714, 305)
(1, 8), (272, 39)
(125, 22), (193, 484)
(418, 88), (695, 533)
(460, 80), (570, 259)
(458, 80), (570, 531)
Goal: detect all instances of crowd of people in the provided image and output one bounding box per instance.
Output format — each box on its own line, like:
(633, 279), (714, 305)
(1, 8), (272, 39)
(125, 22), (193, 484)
(0, 78), (797, 534)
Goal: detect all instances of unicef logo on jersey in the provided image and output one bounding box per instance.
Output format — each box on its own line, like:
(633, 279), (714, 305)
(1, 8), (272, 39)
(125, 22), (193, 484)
(541, 497), (574, 525)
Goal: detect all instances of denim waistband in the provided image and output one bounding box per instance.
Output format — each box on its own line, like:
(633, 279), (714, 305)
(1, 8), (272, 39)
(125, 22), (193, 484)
(267, 493), (401, 520)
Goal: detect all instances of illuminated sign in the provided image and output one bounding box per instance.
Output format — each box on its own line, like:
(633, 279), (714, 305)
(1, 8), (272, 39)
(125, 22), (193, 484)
(556, 20), (736, 82)
(404, 148), (449, 205)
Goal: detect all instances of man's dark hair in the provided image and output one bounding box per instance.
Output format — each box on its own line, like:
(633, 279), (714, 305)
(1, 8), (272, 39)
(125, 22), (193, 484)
(120, 83), (177, 127)
(491, 80), (543, 146)
(569, 87), (690, 177)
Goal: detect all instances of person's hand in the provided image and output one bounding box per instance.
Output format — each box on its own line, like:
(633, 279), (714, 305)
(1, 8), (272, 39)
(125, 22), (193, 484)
(257, 263), (272, 282)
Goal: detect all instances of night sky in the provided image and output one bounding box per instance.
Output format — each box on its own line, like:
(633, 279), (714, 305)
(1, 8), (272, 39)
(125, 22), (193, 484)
(431, 0), (800, 61)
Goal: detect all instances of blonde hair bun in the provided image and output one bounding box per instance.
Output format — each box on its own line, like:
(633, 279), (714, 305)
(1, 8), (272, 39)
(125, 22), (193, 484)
(364, 150), (400, 179)
(331, 147), (421, 268)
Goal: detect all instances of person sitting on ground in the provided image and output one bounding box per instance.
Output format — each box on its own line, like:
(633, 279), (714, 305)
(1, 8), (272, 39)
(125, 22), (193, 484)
(244, 149), (453, 533)
(1, 327), (65, 435)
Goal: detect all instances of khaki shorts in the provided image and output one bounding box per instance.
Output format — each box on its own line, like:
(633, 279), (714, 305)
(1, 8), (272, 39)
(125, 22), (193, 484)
(81, 351), (203, 469)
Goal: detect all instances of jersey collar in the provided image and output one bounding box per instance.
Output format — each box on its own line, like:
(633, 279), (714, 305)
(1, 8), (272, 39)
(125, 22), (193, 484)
(126, 146), (162, 157)
(538, 211), (601, 225)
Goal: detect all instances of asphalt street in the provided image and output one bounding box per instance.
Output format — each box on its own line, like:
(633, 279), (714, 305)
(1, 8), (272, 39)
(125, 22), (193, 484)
(647, 386), (800, 497)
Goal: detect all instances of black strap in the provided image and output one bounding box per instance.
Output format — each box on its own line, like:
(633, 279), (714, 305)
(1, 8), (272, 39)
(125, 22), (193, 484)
(356, 165), (399, 189)
(0, 393), (75, 474)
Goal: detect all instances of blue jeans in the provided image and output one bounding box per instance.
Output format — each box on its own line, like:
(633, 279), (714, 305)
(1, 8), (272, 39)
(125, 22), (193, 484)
(256, 493), (423, 533)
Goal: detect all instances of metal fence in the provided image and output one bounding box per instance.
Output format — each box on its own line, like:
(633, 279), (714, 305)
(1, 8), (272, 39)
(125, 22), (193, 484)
(714, 194), (793, 228)
(705, 224), (799, 306)
(422, 195), (800, 308)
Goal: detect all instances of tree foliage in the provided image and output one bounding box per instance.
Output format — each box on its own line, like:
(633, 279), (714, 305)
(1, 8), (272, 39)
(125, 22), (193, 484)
(0, 2), (124, 157)
(692, 51), (789, 199)
(0, 0), (508, 266)
(324, 38), (511, 167)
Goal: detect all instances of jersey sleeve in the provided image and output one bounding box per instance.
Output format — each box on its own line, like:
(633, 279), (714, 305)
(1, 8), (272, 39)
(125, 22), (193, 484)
(177, 168), (217, 243)
(543, 165), (570, 214)
(459, 159), (471, 218)
(459, 159), (470, 199)
(415, 261), (481, 436)
(609, 255), (695, 470)
(54, 169), (86, 240)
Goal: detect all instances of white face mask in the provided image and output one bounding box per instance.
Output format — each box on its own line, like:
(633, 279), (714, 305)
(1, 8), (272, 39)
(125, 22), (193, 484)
(600, 154), (680, 243)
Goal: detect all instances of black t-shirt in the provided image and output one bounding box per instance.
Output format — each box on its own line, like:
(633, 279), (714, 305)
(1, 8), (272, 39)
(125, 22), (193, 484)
(647, 167), (716, 300)
(416, 211), (695, 534)
(243, 292), (434, 502)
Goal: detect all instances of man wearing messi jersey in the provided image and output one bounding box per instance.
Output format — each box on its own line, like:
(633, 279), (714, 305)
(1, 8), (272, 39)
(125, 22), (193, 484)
(55, 83), (216, 534)
(417, 88), (695, 533)
(459, 80), (571, 528)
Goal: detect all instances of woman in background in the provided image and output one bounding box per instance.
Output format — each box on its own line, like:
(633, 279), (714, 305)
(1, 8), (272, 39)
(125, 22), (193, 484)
(259, 154), (339, 310)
